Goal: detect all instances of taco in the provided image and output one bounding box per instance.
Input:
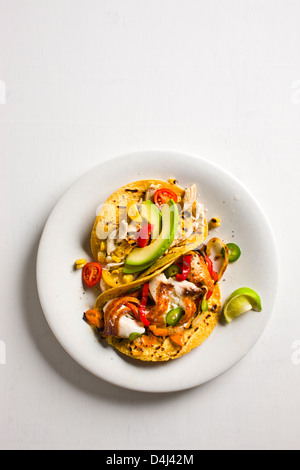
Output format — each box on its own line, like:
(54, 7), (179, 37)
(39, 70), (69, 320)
(83, 241), (229, 362)
(90, 179), (208, 292)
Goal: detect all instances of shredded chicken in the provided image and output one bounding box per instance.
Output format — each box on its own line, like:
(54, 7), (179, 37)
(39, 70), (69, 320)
(183, 184), (197, 210)
(148, 273), (202, 327)
(187, 254), (215, 292)
(145, 184), (160, 201)
(106, 220), (128, 254)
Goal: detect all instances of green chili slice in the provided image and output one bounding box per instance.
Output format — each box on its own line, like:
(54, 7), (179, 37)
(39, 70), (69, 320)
(128, 332), (142, 342)
(164, 264), (181, 279)
(126, 285), (142, 294)
(201, 298), (209, 313)
(226, 243), (241, 263)
(165, 307), (184, 326)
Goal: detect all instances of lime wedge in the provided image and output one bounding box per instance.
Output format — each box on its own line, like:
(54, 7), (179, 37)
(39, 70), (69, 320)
(223, 287), (262, 323)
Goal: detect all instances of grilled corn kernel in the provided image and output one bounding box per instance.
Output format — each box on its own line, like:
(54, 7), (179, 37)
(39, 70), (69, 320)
(168, 178), (178, 185)
(97, 251), (106, 263)
(120, 240), (130, 248)
(123, 274), (134, 284)
(112, 269), (120, 275)
(114, 247), (125, 258)
(111, 254), (121, 263)
(75, 263), (85, 269)
(210, 217), (221, 228)
(127, 201), (141, 221)
(100, 241), (106, 251)
(124, 245), (133, 254)
(75, 258), (87, 269)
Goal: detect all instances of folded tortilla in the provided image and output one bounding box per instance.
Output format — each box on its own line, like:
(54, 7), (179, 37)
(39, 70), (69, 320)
(91, 179), (207, 290)
(105, 284), (221, 362)
(92, 249), (221, 362)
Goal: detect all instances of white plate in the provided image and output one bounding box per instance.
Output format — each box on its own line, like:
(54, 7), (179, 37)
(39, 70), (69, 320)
(37, 150), (278, 393)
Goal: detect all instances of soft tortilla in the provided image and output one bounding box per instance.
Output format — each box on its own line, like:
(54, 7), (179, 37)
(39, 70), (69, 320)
(91, 179), (207, 290)
(104, 284), (221, 362)
(91, 179), (185, 260)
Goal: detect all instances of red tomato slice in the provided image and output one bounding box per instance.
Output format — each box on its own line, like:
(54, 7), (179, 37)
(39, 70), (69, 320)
(82, 262), (102, 287)
(153, 188), (178, 206)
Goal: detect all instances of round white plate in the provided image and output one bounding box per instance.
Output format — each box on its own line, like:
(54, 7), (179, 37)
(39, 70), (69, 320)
(37, 150), (278, 393)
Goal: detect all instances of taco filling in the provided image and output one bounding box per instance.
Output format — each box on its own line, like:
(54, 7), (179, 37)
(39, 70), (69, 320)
(90, 179), (207, 291)
(78, 178), (232, 362)
(84, 248), (228, 362)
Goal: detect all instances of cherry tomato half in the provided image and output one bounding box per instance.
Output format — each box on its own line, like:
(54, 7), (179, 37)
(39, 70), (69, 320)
(84, 309), (103, 329)
(82, 262), (102, 287)
(153, 188), (178, 206)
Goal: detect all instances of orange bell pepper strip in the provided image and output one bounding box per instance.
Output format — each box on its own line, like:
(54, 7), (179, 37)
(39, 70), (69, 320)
(140, 334), (157, 347)
(169, 333), (184, 347)
(149, 325), (169, 337)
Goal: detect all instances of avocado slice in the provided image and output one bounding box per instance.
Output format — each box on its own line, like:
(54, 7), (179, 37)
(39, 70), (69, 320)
(123, 199), (179, 273)
(122, 261), (155, 274)
(140, 200), (162, 240)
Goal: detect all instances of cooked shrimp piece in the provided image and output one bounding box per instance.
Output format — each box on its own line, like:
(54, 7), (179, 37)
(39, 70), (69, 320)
(102, 296), (143, 337)
(180, 295), (198, 326)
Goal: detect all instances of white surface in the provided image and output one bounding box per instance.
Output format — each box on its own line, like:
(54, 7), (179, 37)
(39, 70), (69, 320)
(36, 151), (278, 393)
(1, 0), (299, 449)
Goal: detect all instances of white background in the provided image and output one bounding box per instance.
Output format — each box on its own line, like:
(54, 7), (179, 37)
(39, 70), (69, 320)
(1, 0), (300, 450)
